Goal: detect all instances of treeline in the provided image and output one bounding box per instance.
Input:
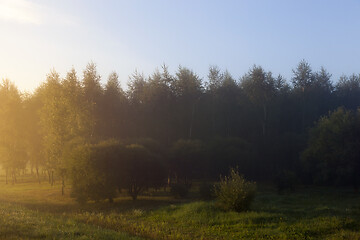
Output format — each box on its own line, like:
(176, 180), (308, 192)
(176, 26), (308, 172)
(1, 60), (360, 194)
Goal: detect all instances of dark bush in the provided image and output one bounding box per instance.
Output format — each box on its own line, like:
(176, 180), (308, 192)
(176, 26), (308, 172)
(68, 139), (167, 203)
(170, 183), (189, 198)
(68, 141), (118, 204)
(116, 144), (154, 200)
(275, 170), (298, 194)
(199, 182), (215, 200)
(170, 139), (205, 185)
(214, 168), (256, 212)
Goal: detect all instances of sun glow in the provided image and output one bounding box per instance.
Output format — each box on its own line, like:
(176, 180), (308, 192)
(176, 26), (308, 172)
(0, 0), (42, 25)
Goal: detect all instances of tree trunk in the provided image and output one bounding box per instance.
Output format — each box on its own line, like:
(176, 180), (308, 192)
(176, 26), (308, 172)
(301, 90), (305, 133)
(5, 169), (8, 185)
(12, 170), (17, 184)
(61, 175), (65, 196)
(51, 170), (54, 186)
(48, 170), (51, 184)
(263, 104), (267, 137)
(129, 183), (140, 200)
(189, 103), (196, 139)
(165, 171), (172, 192)
(212, 96), (216, 135)
(226, 115), (230, 137)
(36, 166), (40, 184)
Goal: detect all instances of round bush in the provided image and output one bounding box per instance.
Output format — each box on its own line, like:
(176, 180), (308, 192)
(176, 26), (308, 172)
(214, 168), (256, 212)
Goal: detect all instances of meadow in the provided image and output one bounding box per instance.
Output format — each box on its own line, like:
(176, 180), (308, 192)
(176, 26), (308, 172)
(0, 176), (360, 240)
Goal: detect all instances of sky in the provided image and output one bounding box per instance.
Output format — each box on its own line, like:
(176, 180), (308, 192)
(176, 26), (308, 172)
(0, 0), (360, 92)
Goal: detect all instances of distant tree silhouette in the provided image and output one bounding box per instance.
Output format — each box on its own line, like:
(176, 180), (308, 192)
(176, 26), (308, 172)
(2, 60), (360, 192)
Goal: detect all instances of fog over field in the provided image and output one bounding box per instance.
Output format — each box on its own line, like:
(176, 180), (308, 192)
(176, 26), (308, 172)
(1, 1), (360, 239)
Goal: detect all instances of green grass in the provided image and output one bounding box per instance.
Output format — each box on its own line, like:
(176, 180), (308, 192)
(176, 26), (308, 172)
(0, 202), (143, 240)
(72, 187), (360, 240)
(0, 176), (360, 239)
(0, 178), (145, 240)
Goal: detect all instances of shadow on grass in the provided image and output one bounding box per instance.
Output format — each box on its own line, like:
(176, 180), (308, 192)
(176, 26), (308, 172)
(1, 196), (191, 216)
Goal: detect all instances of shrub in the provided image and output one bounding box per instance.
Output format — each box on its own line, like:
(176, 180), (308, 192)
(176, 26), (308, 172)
(68, 141), (118, 204)
(214, 168), (256, 212)
(170, 183), (189, 198)
(117, 143), (167, 200)
(199, 182), (215, 200)
(68, 139), (167, 203)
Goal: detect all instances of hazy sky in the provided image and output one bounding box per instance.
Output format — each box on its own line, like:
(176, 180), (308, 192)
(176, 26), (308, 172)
(1, 0), (360, 92)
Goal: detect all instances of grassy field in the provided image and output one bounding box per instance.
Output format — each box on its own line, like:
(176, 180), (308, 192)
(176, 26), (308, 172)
(0, 176), (360, 239)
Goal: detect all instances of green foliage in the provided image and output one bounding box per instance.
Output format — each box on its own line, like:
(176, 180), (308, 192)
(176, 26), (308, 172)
(128, 139), (167, 190)
(174, 66), (202, 98)
(68, 140), (118, 203)
(241, 65), (275, 105)
(68, 139), (166, 202)
(215, 168), (256, 212)
(2, 61), (360, 191)
(292, 59), (314, 90)
(302, 107), (360, 188)
(118, 144), (153, 200)
(38, 68), (93, 188)
(240, 66), (276, 136)
(0, 79), (27, 183)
